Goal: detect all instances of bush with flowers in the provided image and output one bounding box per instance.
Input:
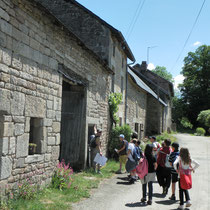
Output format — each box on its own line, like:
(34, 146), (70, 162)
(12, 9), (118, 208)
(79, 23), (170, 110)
(17, 179), (38, 200)
(51, 159), (73, 191)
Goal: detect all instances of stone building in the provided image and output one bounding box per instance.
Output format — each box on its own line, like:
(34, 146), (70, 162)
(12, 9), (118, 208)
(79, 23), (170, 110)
(0, 0), (113, 191)
(131, 62), (174, 135)
(34, 0), (136, 126)
(127, 67), (167, 138)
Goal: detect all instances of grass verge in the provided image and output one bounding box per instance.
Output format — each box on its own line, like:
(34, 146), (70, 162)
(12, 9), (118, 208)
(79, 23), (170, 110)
(2, 160), (119, 210)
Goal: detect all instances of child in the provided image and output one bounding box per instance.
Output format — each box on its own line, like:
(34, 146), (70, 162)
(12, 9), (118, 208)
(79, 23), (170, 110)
(168, 142), (180, 200)
(149, 136), (161, 158)
(141, 144), (157, 205)
(174, 148), (199, 210)
(156, 139), (172, 195)
(116, 134), (128, 174)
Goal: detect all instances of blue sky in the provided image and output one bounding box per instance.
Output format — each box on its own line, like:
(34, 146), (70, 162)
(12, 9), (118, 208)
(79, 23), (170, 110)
(76, 0), (210, 86)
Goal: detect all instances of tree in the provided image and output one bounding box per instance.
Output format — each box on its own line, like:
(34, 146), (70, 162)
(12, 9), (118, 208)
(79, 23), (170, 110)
(197, 110), (210, 128)
(151, 66), (174, 83)
(179, 45), (210, 125)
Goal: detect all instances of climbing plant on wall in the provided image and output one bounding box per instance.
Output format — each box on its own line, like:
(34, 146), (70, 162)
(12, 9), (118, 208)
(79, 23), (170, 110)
(108, 93), (122, 127)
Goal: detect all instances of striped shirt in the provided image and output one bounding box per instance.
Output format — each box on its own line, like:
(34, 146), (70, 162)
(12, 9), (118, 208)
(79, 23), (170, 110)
(169, 151), (179, 174)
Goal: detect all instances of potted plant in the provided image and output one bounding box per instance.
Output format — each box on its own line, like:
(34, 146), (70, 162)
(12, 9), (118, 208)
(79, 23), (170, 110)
(29, 143), (37, 155)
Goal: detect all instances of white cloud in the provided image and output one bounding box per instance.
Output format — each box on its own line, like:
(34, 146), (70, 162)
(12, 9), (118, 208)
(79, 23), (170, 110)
(193, 41), (201, 46)
(147, 63), (155, 70)
(174, 74), (185, 90)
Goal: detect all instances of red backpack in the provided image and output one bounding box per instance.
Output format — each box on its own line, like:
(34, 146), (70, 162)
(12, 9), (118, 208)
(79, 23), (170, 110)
(136, 154), (148, 179)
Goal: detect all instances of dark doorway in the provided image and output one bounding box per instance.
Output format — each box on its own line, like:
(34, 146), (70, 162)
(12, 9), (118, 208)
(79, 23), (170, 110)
(87, 124), (95, 167)
(60, 80), (86, 168)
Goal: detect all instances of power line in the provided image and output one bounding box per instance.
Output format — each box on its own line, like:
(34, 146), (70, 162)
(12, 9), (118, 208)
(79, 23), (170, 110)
(171, 0), (206, 72)
(126, 0), (142, 38)
(126, 0), (146, 40)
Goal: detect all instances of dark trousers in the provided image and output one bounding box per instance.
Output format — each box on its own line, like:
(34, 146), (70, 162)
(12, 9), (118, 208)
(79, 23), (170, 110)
(142, 181), (153, 200)
(179, 179), (190, 205)
(156, 165), (171, 188)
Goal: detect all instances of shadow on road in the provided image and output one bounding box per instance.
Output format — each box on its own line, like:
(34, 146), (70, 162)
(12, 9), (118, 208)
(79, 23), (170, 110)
(117, 177), (129, 181)
(153, 193), (166, 198)
(116, 181), (132, 185)
(155, 199), (178, 205)
(125, 202), (147, 208)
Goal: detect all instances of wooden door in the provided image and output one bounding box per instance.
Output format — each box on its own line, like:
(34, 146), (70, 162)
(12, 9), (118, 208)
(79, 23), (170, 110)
(60, 89), (85, 165)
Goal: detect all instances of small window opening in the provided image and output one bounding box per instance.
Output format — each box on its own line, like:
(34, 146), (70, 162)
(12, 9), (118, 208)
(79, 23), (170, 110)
(135, 123), (139, 133)
(119, 117), (122, 127)
(113, 45), (115, 57)
(29, 118), (44, 155)
(121, 76), (124, 93)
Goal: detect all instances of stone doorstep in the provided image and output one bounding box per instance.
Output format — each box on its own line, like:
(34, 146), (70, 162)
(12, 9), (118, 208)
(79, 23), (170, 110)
(25, 154), (44, 164)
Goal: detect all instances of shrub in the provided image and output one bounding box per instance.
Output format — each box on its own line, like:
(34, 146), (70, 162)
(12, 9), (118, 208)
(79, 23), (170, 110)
(197, 110), (210, 127)
(51, 160), (73, 191)
(108, 125), (132, 158)
(17, 179), (38, 200)
(195, 127), (206, 136)
(180, 117), (193, 129)
(156, 132), (177, 143)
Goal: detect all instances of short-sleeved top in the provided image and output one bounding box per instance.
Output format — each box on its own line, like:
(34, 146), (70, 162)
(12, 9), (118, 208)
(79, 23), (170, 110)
(169, 151), (179, 174)
(119, 140), (127, 156)
(94, 136), (101, 152)
(128, 143), (135, 162)
(145, 154), (156, 173)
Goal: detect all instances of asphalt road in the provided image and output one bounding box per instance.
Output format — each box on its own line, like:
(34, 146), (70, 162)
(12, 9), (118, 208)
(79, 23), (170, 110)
(72, 134), (210, 210)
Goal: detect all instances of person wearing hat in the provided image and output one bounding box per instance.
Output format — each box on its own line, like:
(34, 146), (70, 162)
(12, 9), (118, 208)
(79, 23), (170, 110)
(116, 134), (128, 174)
(168, 142), (180, 200)
(90, 125), (102, 174)
(149, 136), (161, 159)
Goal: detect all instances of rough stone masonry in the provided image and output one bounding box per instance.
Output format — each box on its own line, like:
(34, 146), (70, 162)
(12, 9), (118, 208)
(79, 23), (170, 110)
(0, 0), (112, 194)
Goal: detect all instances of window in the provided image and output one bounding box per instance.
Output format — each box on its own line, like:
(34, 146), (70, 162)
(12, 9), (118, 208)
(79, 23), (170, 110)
(113, 45), (115, 57)
(121, 76), (124, 93)
(135, 123), (139, 133)
(136, 102), (138, 118)
(119, 117), (122, 126)
(29, 118), (44, 155)
(122, 58), (124, 68)
(111, 74), (115, 92)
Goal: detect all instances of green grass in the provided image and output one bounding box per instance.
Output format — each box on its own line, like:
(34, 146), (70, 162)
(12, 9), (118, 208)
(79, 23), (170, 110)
(4, 160), (119, 210)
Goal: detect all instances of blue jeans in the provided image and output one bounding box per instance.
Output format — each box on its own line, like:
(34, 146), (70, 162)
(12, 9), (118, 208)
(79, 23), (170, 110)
(142, 181), (153, 200)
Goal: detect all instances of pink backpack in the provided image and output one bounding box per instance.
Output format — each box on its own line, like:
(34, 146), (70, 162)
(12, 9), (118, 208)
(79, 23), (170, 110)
(136, 154), (148, 179)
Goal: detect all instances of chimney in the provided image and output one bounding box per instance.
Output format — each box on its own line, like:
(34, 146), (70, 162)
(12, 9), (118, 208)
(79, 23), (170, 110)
(140, 61), (147, 71)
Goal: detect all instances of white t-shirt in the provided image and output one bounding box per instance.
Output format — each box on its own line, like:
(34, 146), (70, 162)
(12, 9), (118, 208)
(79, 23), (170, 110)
(151, 141), (160, 155)
(128, 143), (135, 162)
(174, 156), (200, 171)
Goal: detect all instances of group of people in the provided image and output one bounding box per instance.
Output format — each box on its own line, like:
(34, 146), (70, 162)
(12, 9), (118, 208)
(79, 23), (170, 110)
(116, 134), (200, 210)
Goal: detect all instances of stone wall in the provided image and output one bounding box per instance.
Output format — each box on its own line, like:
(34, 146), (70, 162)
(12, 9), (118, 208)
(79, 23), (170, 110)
(127, 76), (147, 139)
(146, 95), (164, 135)
(0, 0), (111, 193)
(34, 0), (111, 63)
(109, 36), (127, 125)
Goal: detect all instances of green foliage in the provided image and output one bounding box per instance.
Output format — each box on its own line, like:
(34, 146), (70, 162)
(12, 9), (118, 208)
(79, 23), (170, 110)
(17, 180), (38, 200)
(179, 45), (210, 126)
(172, 96), (187, 124)
(195, 127), (206, 136)
(151, 65), (174, 83)
(180, 117), (193, 129)
(197, 110), (210, 127)
(108, 93), (122, 125)
(51, 160), (73, 191)
(156, 132), (177, 143)
(108, 125), (132, 157)
(3, 161), (119, 210)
